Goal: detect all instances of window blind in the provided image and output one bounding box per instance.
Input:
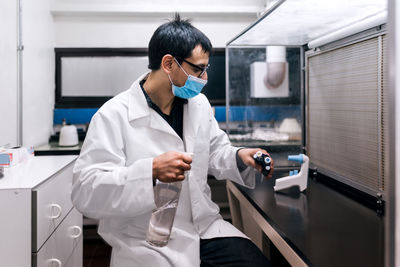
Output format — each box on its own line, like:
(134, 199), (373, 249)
(307, 34), (387, 195)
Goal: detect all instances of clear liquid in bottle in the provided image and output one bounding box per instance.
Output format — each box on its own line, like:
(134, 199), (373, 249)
(146, 180), (182, 247)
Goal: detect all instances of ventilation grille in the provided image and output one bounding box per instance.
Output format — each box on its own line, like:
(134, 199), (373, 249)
(307, 35), (387, 194)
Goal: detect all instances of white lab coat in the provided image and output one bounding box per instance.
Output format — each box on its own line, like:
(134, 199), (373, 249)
(72, 73), (257, 267)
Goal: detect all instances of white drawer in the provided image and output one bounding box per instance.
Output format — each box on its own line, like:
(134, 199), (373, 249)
(34, 208), (83, 267)
(33, 162), (74, 251)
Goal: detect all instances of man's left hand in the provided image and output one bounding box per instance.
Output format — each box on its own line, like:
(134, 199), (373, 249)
(238, 148), (274, 179)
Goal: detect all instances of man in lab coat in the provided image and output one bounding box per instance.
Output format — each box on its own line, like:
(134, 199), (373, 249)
(72, 14), (273, 267)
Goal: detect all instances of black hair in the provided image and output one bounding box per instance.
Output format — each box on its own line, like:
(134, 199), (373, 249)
(148, 13), (212, 70)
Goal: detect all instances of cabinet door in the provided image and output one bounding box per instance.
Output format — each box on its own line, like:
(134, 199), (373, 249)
(64, 209), (83, 267)
(33, 163), (74, 251)
(0, 189), (31, 267)
(34, 208), (83, 267)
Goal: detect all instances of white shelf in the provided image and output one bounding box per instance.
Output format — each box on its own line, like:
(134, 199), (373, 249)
(0, 155), (77, 189)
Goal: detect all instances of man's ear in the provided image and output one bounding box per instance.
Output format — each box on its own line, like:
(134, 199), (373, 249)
(161, 54), (175, 74)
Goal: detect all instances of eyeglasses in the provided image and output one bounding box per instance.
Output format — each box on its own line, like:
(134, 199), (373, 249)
(176, 57), (210, 78)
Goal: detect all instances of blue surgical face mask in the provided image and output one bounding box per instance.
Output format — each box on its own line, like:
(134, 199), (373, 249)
(168, 58), (207, 99)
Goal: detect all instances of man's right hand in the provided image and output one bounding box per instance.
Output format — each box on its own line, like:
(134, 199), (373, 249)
(152, 151), (192, 183)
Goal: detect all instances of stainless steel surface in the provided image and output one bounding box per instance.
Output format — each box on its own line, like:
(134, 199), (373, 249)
(315, 25), (387, 53)
(310, 164), (385, 200)
(227, 0), (386, 47)
(386, 1), (397, 266)
(300, 46), (305, 148)
(226, 0), (285, 46)
(225, 46), (230, 134)
(34, 141), (82, 156)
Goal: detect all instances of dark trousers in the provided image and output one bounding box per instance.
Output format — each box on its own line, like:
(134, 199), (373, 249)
(200, 237), (271, 267)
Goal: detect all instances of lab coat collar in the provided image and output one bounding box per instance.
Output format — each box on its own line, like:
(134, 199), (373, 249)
(128, 72), (178, 139)
(183, 97), (202, 153)
(128, 72), (152, 122)
(128, 72), (203, 147)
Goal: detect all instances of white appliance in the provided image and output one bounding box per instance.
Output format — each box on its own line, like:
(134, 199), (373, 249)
(59, 121), (79, 146)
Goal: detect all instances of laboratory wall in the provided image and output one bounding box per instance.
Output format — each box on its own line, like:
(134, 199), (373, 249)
(23, 0), (56, 146)
(0, 0), (55, 147)
(1, 0), (264, 148)
(0, 1), (18, 147)
(51, 0), (262, 47)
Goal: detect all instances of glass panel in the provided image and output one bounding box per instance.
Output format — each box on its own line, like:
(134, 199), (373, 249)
(61, 56), (149, 97)
(226, 46), (302, 167)
(229, 0), (386, 46)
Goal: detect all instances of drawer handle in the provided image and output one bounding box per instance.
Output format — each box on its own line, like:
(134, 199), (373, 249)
(49, 204), (62, 219)
(48, 258), (62, 267)
(69, 225), (82, 239)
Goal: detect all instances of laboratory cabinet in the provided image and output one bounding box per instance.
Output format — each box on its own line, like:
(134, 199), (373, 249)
(0, 156), (82, 267)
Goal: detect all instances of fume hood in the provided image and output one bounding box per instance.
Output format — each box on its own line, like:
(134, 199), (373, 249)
(225, 0), (388, 198)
